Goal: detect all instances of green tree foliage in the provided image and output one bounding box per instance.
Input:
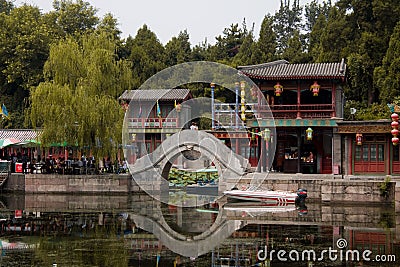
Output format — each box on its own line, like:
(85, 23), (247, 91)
(304, 0), (331, 33)
(343, 100), (390, 120)
(164, 30), (192, 66)
(232, 30), (256, 66)
(308, 14), (327, 61)
(191, 41), (208, 62)
(304, 0), (331, 60)
(96, 13), (122, 40)
(28, 31), (133, 158)
(327, 0), (400, 106)
(124, 25), (165, 88)
(317, 6), (350, 62)
(375, 21), (400, 103)
(253, 15), (277, 63)
(273, 0), (303, 55)
(0, 4), (60, 127)
(51, 0), (99, 36)
(281, 30), (310, 63)
(0, 5), (58, 87)
(3, 0), (400, 128)
(208, 23), (246, 63)
(0, 0), (13, 14)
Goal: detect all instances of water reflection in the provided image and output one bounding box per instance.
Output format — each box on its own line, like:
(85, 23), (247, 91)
(0, 193), (398, 266)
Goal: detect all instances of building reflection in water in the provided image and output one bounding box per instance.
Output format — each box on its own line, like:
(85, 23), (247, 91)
(0, 193), (398, 266)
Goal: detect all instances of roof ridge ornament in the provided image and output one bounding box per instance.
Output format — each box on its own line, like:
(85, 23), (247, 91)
(339, 58), (346, 74)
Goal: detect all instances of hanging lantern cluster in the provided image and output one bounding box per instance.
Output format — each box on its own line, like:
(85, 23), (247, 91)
(274, 82), (283, 96)
(356, 133), (363, 146)
(391, 113), (399, 145)
(240, 81), (246, 121)
(310, 81), (320, 96)
(306, 127), (313, 141)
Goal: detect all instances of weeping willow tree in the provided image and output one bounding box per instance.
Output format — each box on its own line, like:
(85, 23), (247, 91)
(28, 31), (132, 158)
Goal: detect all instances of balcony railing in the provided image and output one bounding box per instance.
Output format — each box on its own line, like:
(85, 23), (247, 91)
(127, 118), (179, 128)
(215, 103), (335, 121)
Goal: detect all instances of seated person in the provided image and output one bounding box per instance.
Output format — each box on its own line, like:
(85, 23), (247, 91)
(307, 152), (314, 162)
(29, 159), (36, 174)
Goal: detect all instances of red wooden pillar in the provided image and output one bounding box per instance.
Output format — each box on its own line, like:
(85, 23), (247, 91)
(332, 82), (336, 118)
(297, 81), (301, 119)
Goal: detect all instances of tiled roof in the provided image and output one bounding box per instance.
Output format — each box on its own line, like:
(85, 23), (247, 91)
(119, 89), (192, 101)
(0, 129), (40, 141)
(238, 59), (346, 80)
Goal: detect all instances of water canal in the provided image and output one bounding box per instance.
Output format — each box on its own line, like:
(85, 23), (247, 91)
(0, 192), (398, 266)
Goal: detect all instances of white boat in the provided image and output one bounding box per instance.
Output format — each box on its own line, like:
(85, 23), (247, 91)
(223, 188), (307, 204)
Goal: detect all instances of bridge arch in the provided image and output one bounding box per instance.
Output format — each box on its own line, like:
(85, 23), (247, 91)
(130, 130), (250, 206)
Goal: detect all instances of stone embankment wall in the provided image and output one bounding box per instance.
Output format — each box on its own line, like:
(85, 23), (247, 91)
(231, 175), (395, 203)
(21, 174), (140, 194)
(3, 173), (400, 205)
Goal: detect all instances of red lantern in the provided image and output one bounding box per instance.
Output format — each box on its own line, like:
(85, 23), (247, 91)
(393, 137), (399, 146)
(392, 129), (399, 137)
(274, 82), (283, 96)
(392, 121), (399, 129)
(356, 133), (363, 145)
(392, 113), (399, 122)
(310, 81), (320, 96)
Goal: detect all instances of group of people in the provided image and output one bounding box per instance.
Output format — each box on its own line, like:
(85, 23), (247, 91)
(5, 152), (128, 175)
(34, 156), (128, 175)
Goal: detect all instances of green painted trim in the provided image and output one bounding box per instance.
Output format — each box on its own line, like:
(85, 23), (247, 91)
(249, 119), (338, 127)
(128, 128), (180, 134)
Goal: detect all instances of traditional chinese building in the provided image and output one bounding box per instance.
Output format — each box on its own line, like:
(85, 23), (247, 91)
(337, 120), (394, 175)
(211, 60), (347, 174)
(119, 89), (192, 163)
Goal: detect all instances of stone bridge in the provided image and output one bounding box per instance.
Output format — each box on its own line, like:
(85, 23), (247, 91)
(129, 130), (250, 204)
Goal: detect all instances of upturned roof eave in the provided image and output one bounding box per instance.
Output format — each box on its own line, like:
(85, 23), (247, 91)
(241, 72), (346, 81)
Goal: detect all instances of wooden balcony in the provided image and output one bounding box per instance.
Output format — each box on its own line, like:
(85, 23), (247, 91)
(215, 103), (335, 122)
(127, 118), (179, 128)
(269, 104), (335, 119)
